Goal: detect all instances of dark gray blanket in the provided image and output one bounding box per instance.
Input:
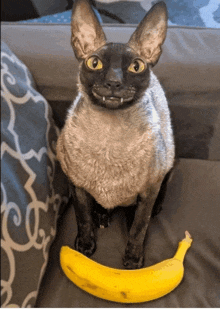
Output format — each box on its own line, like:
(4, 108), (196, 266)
(36, 159), (220, 307)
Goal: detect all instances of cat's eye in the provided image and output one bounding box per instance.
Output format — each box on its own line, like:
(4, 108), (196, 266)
(128, 59), (145, 73)
(86, 56), (103, 70)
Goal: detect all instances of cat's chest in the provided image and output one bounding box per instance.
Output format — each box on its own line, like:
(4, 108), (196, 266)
(64, 107), (154, 208)
(69, 110), (150, 168)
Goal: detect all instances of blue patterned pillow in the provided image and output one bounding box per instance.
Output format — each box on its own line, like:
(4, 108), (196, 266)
(18, 0), (220, 28)
(1, 41), (69, 307)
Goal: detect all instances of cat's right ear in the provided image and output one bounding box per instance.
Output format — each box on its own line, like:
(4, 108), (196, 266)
(128, 1), (168, 66)
(71, 0), (106, 60)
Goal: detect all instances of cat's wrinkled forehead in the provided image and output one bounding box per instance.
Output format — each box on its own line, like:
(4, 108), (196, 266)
(95, 43), (138, 60)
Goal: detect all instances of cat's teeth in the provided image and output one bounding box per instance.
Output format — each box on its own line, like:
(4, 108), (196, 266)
(103, 96), (105, 102)
(121, 98), (123, 103)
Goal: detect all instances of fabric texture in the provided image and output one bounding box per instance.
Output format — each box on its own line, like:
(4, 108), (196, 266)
(1, 41), (69, 307)
(2, 25), (220, 102)
(35, 159), (220, 307)
(18, 0), (220, 28)
(168, 92), (220, 161)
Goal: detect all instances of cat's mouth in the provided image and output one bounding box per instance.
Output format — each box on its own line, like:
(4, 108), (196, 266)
(92, 88), (135, 109)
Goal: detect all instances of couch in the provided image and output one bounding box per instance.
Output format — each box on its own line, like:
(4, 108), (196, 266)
(1, 5), (220, 307)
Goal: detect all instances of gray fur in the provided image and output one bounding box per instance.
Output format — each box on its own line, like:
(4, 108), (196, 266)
(57, 71), (174, 209)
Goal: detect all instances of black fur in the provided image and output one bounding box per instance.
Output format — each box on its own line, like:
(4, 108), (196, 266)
(80, 43), (151, 110)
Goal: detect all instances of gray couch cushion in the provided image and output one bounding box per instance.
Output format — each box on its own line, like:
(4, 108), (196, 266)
(1, 25), (220, 101)
(1, 41), (69, 307)
(168, 92), (220, 161)
(36, 159), (220, 307)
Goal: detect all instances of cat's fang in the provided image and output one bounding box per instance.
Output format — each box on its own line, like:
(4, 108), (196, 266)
(121, 98), (123, 103)
(103, 96), (105, 102)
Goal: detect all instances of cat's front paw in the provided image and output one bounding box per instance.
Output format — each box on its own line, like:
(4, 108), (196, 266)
(75, 235), (96, 257)
(123, 242), (144, 269)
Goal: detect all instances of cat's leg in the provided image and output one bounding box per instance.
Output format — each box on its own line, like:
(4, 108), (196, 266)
(93, 202), (111, 229)
(70, 184), (96, 257)
(151, 168), (173, 217)
(124, 204), (137, 231)
(123, 181), (162, 269)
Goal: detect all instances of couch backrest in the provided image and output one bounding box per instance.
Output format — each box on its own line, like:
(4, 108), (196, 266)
(2, 24), (220, 101)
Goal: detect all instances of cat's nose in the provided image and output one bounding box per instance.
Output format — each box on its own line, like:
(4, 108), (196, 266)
(105, 80), (122, 89)
(105, 68), (122, 89)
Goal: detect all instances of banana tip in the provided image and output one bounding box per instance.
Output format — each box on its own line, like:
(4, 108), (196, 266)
(184, 231), (193, 245)
(185, 231), (192, 238)
(185, 231), (191, 239)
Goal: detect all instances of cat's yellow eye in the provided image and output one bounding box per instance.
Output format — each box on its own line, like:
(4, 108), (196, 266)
(128, 59), (145, 73)
(86, 56), (103, 70)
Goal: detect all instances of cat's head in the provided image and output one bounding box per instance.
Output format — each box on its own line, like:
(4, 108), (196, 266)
(71, 0), (167, 109)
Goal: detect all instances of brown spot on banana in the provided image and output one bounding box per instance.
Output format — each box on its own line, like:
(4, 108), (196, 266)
(84, 283), (98, 290)
(67, 266), (75, 273)
(121, 291), (128, 299)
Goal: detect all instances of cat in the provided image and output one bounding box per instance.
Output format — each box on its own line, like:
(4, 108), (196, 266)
(56, 0), (175, 269)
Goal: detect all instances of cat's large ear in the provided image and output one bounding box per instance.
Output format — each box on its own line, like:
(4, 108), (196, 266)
(128, 1), (167, 66)
(71, 0), (106, 60)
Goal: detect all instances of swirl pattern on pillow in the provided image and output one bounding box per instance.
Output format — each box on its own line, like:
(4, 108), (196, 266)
(1, 41), (69, 307)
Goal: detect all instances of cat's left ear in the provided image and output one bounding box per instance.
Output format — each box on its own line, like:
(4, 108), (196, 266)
(128, 1), (168, 66)
(71, 0), (106, 60)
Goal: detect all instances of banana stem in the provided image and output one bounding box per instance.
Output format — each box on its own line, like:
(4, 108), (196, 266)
(174, 231), (193, 262)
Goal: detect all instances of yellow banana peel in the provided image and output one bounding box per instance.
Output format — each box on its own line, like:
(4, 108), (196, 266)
(60, 231), (192, 303)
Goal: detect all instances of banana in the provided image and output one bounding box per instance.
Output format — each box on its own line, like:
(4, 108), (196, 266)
(60, 231), (192, 303)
